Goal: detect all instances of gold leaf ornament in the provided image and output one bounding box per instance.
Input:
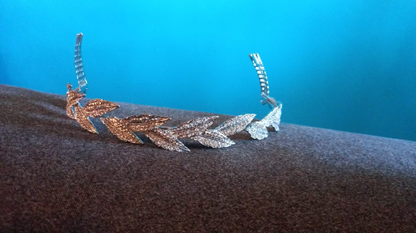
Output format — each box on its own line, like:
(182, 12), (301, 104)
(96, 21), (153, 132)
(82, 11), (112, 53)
(73, 98), (119, 134)
(66, 84), (85, 119)
(74, 104), (99, 134)
(82, 99), (120, 118)
(125, 114), (170, 132)
(102, 114), (171, 145)
(100, 117), (143, 144)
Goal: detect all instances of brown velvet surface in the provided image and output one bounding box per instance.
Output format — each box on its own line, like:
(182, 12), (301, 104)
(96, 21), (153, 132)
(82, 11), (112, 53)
(1, 84), (415, 232)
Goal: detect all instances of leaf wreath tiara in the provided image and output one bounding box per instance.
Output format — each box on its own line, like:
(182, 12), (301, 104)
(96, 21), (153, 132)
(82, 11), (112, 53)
(66, 33), (282, 152)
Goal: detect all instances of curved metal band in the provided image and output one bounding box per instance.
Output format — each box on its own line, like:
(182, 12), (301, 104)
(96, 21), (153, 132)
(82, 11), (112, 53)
(75, 33), (88, 94)
(249, 53), (269, 96)
(249, 53), (277, 108)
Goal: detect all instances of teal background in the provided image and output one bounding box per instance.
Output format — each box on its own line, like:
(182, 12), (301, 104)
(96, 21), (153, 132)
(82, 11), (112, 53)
(1, 1), (415, 141)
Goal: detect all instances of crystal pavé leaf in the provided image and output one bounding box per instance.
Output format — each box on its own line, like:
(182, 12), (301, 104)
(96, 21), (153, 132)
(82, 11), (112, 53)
(262, 104), (282, 131)
(170, 116), (218, 138)
(246, 121), (268, 140)
(192, 130), (235, 148)
(215, 114), (256, 136)
(144, 128), (190, 152)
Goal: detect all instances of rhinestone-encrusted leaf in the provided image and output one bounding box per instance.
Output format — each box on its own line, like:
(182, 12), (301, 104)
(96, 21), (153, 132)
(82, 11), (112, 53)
(66, 85), (85, 119)
(262, 104), (282, 131)
(101, 117), (143, 144)
(246, 104), (282, 140)
(125, 114), (170, 132)
(144, 128), (190, 152)
(246, 121), (268, 140)
(192, 130), (235, 148)
(74, 104), (98, 134)
(215, 114), (256, 136)
(170, 116), (219, 138)
(82, 99), (120, 118)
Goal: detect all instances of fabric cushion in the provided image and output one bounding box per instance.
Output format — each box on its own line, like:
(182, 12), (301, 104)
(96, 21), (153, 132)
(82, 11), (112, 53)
(1, 84), (415, 232)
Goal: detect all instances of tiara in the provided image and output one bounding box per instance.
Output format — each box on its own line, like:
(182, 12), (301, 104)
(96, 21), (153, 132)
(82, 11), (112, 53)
(66, 33), (282, 152)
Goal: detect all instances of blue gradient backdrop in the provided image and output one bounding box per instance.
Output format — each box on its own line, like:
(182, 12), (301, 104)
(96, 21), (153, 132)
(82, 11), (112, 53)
(1, 1), (415, 141)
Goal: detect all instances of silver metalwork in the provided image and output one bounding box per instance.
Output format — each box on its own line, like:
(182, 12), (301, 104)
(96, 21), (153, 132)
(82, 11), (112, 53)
(246, 53), (282, 140)
(249, 53), (278, 108)
(144, 128), (190, 152)
(215, 114), (256, 136)
(75, 33), (88, 94)
(170, 116), (218, 138)
(192, 130), (235, 149)
(246, 104), (282, 140)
